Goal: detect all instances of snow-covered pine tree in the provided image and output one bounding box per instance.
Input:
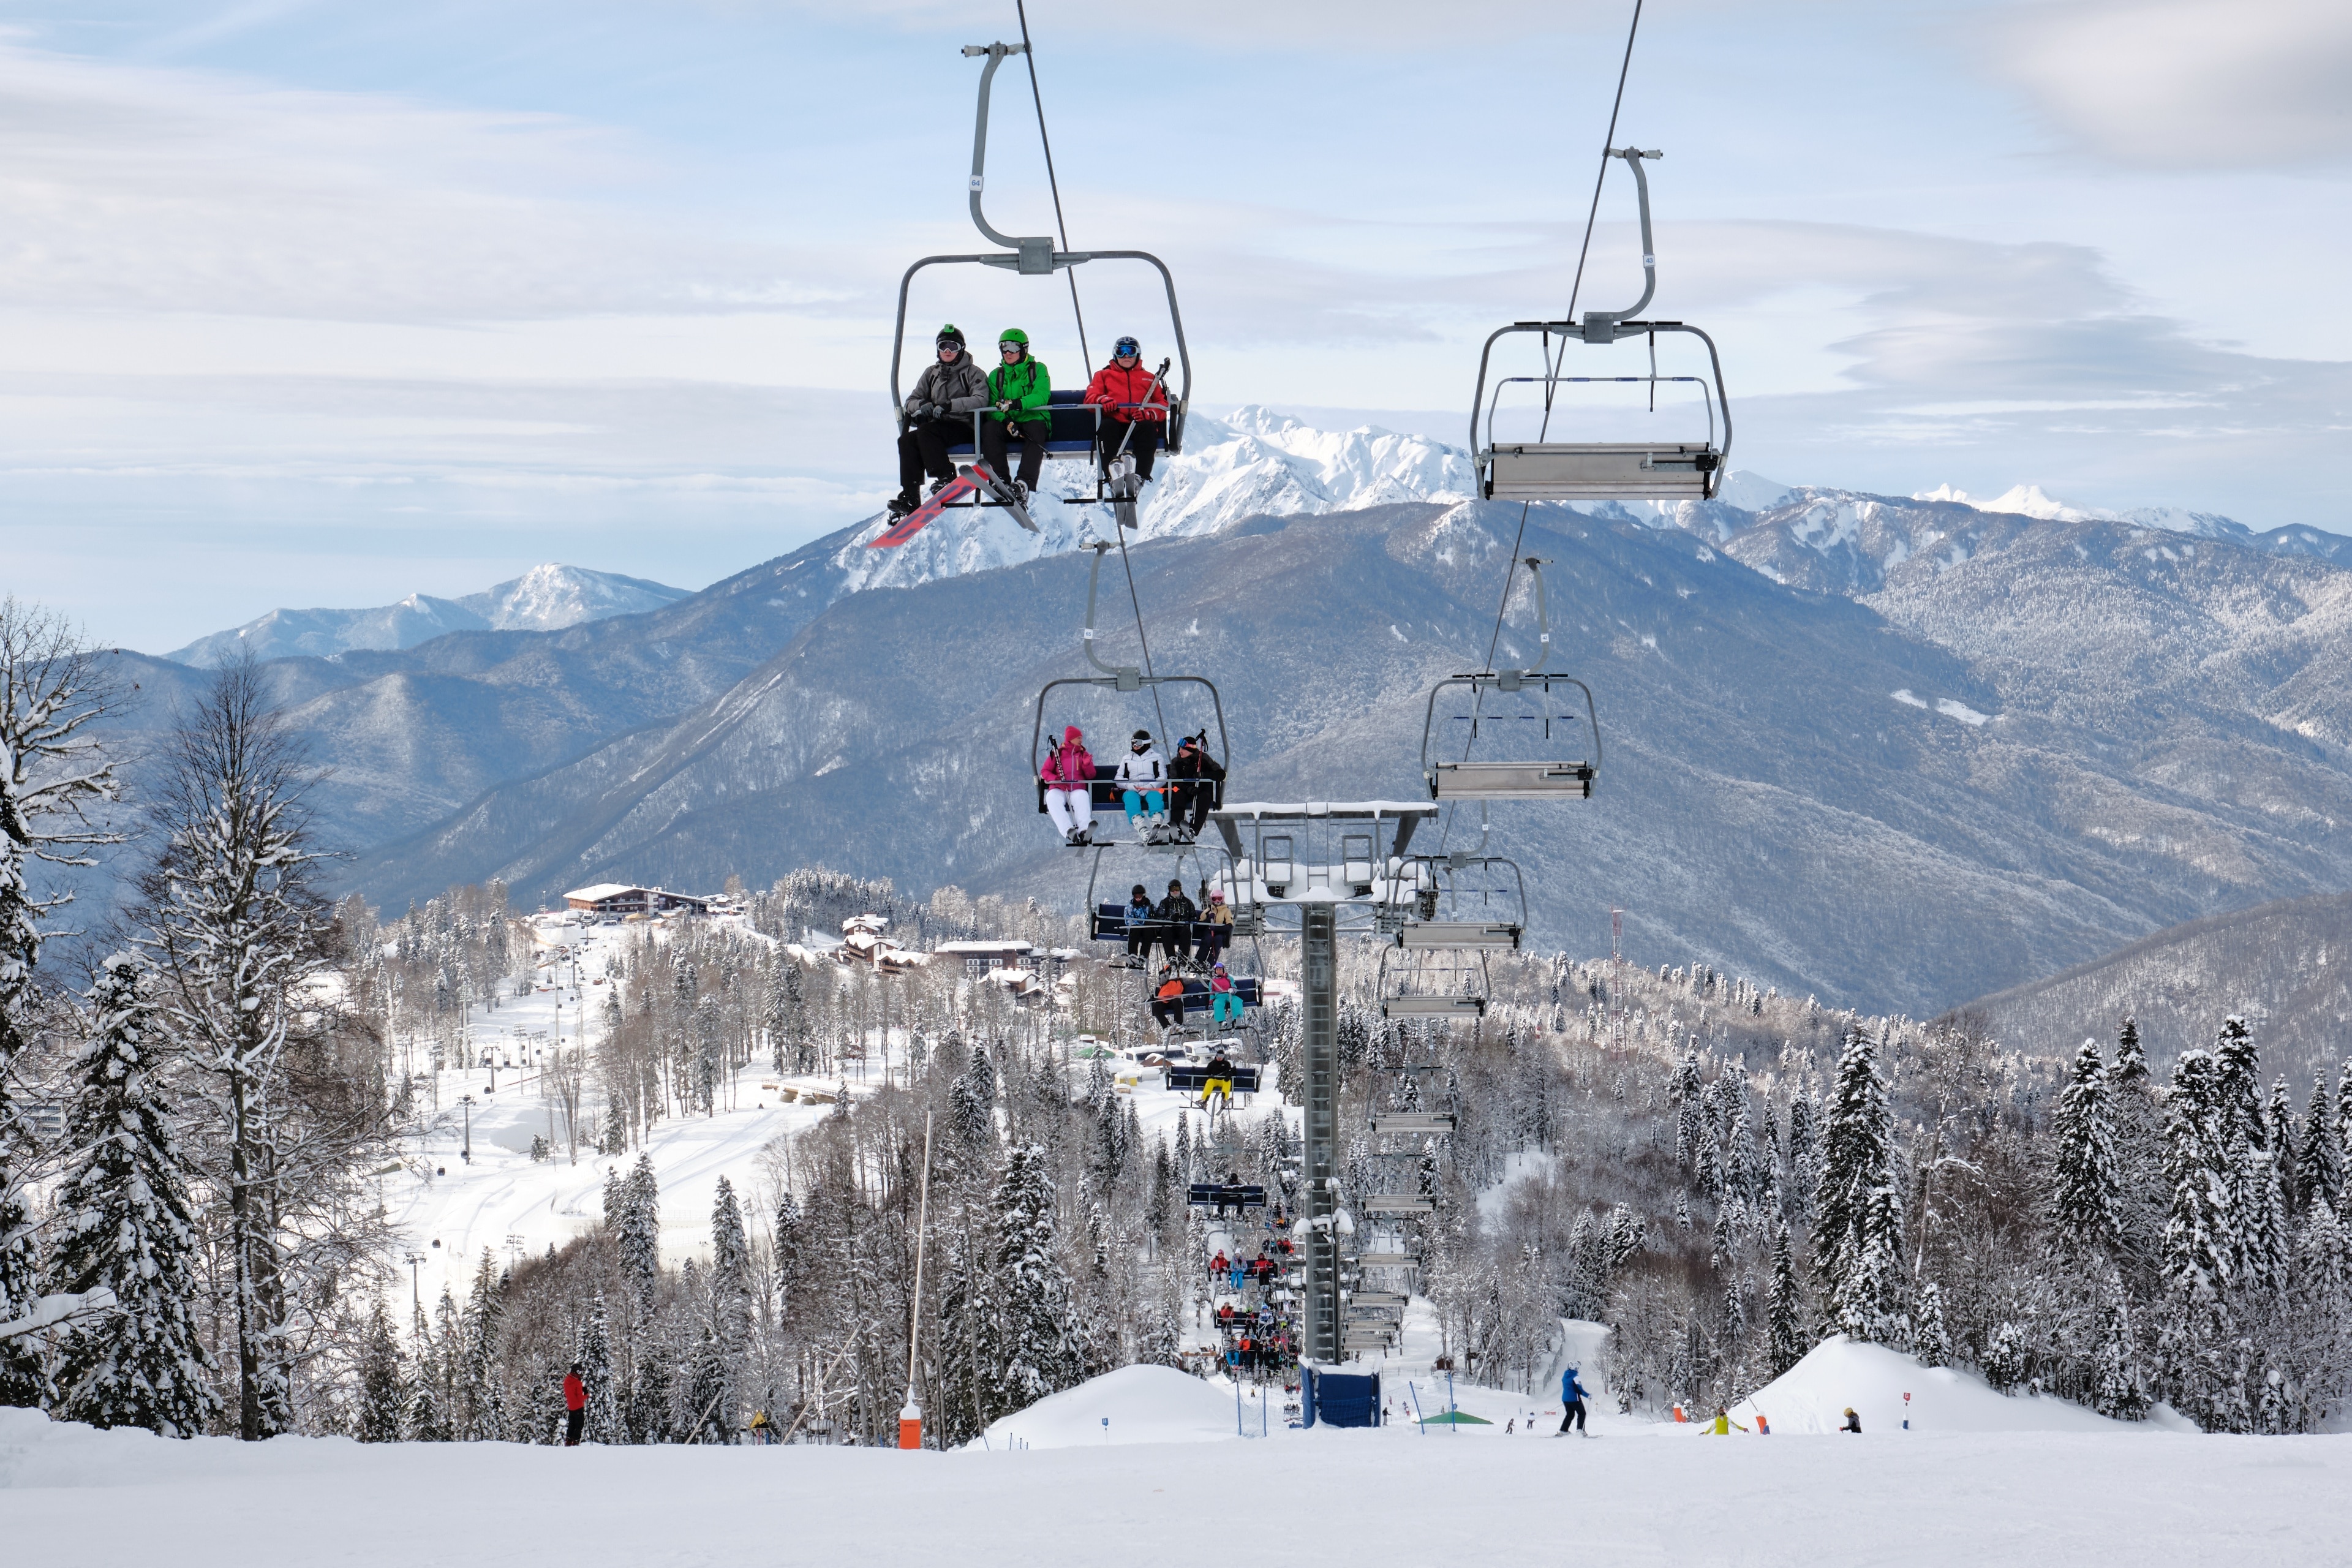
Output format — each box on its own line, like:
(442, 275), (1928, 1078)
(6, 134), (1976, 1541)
(1784, 1093), (1819, 1227)
(1815, 1023), (1899, 1313)
(684, 1322), (728, 1443)
(773, 1191), (806, 1329)
(0, 600), (123, 1411)
(979, 1142), (1088, 1424)
(48, 953), (217, 1436)
(2090, 1269), (2148, 1420)
(579, 1292), (622, 1443)
(461, 1248), (507, 1441)
(2298, 1075), (2342, 1217)
(357, 1298), (407, 1442)
(2160, 1049), (2240, 1428)
(2267, 1079), (2301, 1215)
(2049, 1038), (2120, 1256)
(710, 1175), (752, 1428)
(951, 1044), (995, 1151)
(1835, 1184), (1911, 1348)
(1912, 1280), (1951, 1369)
(1982, 1320), (2027, 1393)
(2112, 1016), (2146, 1085)
(618, 1152), (661, 1321)
(1765, 1222), (1806, 1378)
(1671, 1048), (1703, 1172)
(629, 1306), (678, 1444)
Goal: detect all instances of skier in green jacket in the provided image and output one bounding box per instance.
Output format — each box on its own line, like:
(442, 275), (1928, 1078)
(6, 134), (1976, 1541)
(981, 328), (1052, 504)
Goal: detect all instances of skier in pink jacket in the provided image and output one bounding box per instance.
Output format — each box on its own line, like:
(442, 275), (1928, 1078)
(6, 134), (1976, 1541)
(1041, 725), (1096, 845)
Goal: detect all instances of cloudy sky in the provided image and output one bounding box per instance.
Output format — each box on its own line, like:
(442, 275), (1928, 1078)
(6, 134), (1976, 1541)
(3, 0), (2348, 649)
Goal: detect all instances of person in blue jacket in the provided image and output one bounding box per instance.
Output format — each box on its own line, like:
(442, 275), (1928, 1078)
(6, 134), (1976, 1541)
(1559, 1366), (1591, 1435)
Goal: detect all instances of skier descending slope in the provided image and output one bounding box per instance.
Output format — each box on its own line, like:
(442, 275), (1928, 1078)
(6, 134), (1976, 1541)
(1558, 1366), (1591, 1436)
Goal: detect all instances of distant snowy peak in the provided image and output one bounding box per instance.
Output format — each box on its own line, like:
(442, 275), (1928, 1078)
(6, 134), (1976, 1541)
(1912, 482), (2255, 543)
(164, 564), (690, 665)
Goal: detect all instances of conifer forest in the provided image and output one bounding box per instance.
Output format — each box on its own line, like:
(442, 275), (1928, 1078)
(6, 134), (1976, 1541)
(6, 597), (2352, 1446)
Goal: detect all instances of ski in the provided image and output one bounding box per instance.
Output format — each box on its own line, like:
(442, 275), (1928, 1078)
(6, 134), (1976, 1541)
(966, 459), (1038, 533)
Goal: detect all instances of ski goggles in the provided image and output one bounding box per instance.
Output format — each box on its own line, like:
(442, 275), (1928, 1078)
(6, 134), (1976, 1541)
(999, 341), (1025, 353)
(1114, 338), (1140, 357)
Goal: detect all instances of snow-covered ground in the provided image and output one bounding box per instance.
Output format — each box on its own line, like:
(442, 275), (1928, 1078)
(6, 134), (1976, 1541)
(9, 1392), (2348, 1567)
(389, 913), (1290, 1303)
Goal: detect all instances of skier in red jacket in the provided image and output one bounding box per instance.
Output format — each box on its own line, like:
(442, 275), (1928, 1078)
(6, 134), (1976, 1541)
(1084, 337), (1170, 483)
(564, 1363), (587, 1446)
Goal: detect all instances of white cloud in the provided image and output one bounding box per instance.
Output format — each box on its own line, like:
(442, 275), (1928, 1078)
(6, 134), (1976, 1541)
(1985, 0), (2352, 168)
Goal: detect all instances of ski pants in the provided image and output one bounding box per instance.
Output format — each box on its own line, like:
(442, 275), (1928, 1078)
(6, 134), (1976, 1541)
(566, 1409), (585, 1446)
(1152, 997), (1188, 1029)
(1193, 923), (1228, 966)
(1173, 779), (1216, 836)
(1211, 992), (1242, 1026)
(1559, 1400), (1586, 1434)
(897, 418), (959, 496)
(980, 420), (1048, 489)
(1098, 419), (1162, 482)
(1045, 786), (1093, 836)
(1122, 787), (1166, 825)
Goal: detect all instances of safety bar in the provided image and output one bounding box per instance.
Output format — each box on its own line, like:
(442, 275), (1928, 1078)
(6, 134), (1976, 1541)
(1419, 673), (1602, 777)
(891, 254), (1193, 454)
(1483, 374), (1717, 456)
(1469, 320), (1731, 491)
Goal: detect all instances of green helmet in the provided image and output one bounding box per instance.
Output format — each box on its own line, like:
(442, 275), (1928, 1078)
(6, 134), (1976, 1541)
(997, 327), (1030, 348)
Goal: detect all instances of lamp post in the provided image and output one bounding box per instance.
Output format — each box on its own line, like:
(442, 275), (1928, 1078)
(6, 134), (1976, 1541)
(460, 1094), (476, 1164)
(405, 1251), (425, 1310)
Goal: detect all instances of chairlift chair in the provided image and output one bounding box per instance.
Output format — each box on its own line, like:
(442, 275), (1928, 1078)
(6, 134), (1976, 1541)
(1469, 149), (1732, 503)
(891, 43), (1193, 524)
(1420, 560), (1602, 801)
(1034, 545), (1231, 846)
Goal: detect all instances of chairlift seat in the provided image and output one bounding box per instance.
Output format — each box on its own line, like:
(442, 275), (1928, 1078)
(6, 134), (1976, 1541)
(1481, 441), (1720, 501)
(1396, 922), (1521, 951)
(1360, 1195), (1436, 1214)
(1357, 1252), (1420, 1267)
(1167, 1065), (1263, 1094)
(1381, 995), (1487, 1019)
(1426, 761), (1594, 800)
(941, 391), (1165, 460)
(1187, 1182), (1268, 1209)
(1370, 1112), (1458, 1134)
(1349, 1291), (1409, 1306)
(1042, 773), (1224, 816)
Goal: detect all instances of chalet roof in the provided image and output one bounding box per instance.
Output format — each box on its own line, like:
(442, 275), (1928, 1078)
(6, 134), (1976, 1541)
(566, 883), (641, 903)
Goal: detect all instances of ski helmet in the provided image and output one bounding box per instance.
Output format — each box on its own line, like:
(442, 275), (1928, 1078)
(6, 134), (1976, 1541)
(1131, 729), (1152, 743)
(998, 326), (1030, 352)
(936, 323), (966, 349)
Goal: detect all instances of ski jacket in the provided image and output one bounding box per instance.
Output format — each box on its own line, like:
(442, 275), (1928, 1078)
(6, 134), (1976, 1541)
(1041, 730), (1095, 785)
(1157, 977), (1185, 1001)
(987, 356), (1052, 426)
(908, 354), (991, 417)
(1562, 1370), (1589, 1404)
(1210, 971), (1235, 995)
(1084, 360), (1170, 423)
(1170, 747), (1224, 782)
(1126, 897), (1153, 924)
(1207, 1057), (1234, 1078)
(564, 1374), (586, 1412)
(1155, 892), (1199, 925)
(1118, 747), (1167, 786)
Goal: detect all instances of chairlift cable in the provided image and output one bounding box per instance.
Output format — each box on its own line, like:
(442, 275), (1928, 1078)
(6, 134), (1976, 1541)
(1116, 527), (1174, 749)
(1016, 1), (1090, 370)
(1441, 0), (1642, 853)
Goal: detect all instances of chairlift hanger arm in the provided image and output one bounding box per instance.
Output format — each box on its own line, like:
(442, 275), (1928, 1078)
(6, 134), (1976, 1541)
(1581, 148), (1662, 342)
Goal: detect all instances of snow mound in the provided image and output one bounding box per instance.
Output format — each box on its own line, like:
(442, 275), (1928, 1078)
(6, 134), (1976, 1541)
(1732, 1335), (2147, 1435)
(976, 1365), (1244, 1450)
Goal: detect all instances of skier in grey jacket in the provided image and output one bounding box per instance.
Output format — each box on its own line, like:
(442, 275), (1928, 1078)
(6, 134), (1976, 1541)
(892, 324), (993, 519)
(1117, 730), (1168, 836)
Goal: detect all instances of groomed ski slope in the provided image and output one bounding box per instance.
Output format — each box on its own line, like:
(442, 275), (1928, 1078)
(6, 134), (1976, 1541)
(7, 1398), (2346, 1567)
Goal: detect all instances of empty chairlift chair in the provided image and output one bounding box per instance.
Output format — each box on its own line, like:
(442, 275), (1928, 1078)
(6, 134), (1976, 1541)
(1469, 149), (1730, 503)
(1420, 560), (1602, 801)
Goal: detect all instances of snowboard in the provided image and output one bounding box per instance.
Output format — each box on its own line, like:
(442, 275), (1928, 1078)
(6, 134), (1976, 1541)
(867, 461), (1035, 548)
(868, 470), (978, 548)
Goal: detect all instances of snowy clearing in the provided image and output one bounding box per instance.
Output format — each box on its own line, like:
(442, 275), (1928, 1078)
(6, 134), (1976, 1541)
(6, 1403), (2347, 1567)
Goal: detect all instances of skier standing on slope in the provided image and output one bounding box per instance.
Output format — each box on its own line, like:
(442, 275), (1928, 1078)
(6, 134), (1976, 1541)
(564, 1362), (587, 1446)
(1558, 1365), (1591, 1435)
(1705, 1406), (1749, 1435)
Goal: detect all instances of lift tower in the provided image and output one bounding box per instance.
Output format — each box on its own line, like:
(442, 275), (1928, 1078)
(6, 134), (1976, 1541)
(1210, 801), (1436, 1364)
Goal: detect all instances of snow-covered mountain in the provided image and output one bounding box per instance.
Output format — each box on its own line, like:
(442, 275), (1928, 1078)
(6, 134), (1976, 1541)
(164, 563), (692, 665)
(831, 406), (1476, 597)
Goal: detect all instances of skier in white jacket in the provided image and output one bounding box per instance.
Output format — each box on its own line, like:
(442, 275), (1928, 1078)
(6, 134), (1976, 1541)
(1117, 729), (1169, 839)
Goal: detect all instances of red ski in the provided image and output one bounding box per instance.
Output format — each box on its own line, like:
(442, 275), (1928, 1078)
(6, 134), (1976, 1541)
(868, 470), (981, 548)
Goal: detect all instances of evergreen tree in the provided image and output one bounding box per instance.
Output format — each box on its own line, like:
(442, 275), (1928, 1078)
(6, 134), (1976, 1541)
(1912, 1280), (1951, 1369)
(2297, 1075), (2342, 1216)
(1836, 1185), (1911, 1348)
(461, 1248), (508, 1440)
(579, 1293), (622, 1444)
(773, 1192), (806, 1329)
(1783, 1093), (1819, 1227)
(684, 1322), (729, 1443)
(630, 1306), (677, 1443)
(48, 954), (217, 1436)
(618, 1152), (661, 1321)
(357, 1298), (407, 1442)
(980, 1142), (1088, 1423)
(1765, 1223), (1806, 1378)
(2267, 1079), (2300, 1213)
(1671, 1049), (1703, 1172)
(709, 1175), (753, 1429)
(2112, 1017), (2147, 1086)
(951, 1044), (996, 1151)
(1815, 1024), (1904, 1346)
(2049, 1037), (2120, 1256)
(2090, 1270), (2149, 1420)
(2163, 1050), (2233, 1300)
